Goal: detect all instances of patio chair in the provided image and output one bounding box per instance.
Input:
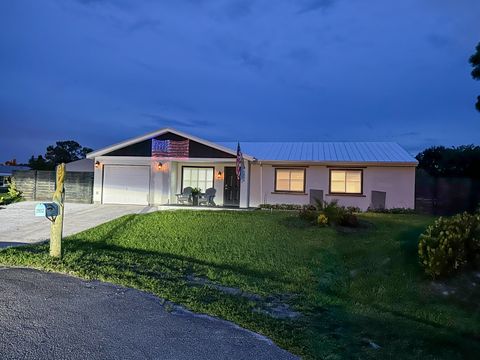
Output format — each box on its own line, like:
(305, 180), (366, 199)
(198, 188), (216, 206)
(176, 187), (193, 205)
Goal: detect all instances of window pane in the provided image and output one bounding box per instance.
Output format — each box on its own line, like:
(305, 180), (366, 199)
(331, 171), (345, 181)
(346, 171), (361, 193)
(276, 179), (289, 191)
(346, 171), (361, 182)
(291, 170), (304, 180)
(183, 169), (191, 181)
(290, 179), (304, 191)
(331, 181), (345, 193)
(346, 181), (361, 193)
(276, 170), (290, 180)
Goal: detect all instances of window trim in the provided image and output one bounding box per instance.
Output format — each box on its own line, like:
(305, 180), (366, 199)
(274, 168), (306, 193)
(328, 169), (363, 195)
(181, 166), (215, 192)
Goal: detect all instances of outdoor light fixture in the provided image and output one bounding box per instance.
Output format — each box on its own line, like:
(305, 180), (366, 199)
(95, 161), (100, 168)
(157, 162), (163, 170)
(216, 171), (223, 179)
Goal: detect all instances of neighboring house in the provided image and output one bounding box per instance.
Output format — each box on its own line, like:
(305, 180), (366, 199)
(0, 165), (30, 190)
(86, 128), (417, 210)
(66, 158), (94, 172)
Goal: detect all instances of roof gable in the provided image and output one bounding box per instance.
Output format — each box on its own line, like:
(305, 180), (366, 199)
(87, 128), (249, 159)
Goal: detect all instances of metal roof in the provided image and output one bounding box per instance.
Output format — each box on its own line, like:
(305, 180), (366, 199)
(218, 142), (417, 163)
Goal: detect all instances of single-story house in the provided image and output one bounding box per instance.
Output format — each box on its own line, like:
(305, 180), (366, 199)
(0, 165), (30, 190)
(86, 128), (417, 210)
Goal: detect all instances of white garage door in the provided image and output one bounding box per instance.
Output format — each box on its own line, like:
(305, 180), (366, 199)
(102, 165), (150, 205)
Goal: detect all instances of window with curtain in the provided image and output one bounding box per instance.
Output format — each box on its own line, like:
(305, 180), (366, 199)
(330, 169), (362, 194)
(182, 167), (214, 192)
(275, 168), (305, 192)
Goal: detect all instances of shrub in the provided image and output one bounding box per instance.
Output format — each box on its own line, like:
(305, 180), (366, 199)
(321, 200), (344, 224)
(299, 207), (319, 222)
(259, 203), (304, 211)
(0, 178), (22, 206)
(340, 213), (359, 227)
(346, 206), (362, 213)
(418, 212), (480, 278)
(367, 207), (415, 214)
(317, 214), (328, 227)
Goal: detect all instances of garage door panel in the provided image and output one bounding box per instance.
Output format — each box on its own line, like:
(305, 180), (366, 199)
(103, 166), (150, 205)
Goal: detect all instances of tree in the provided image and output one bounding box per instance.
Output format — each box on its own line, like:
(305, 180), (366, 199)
(416, 145), (480, 178)
(45, 141), (93, 166)
(28, 141), (92, 170)
(4, 159), (17, 166)
(469, 42), (480, 112)
(28, 155), (53, 170)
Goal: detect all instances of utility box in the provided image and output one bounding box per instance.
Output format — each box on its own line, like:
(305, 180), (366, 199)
(35, 202), (59, 218)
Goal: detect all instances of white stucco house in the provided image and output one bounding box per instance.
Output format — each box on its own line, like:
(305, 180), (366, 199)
(86, 128), (417, 210)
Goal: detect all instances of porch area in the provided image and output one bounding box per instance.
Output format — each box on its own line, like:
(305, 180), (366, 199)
(160, 159), (248, 208)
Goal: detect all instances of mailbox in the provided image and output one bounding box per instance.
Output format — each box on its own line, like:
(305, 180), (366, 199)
(35, 202), (59, 218)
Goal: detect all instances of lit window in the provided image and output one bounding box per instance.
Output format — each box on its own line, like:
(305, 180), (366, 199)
(275, 169), (305, 192)
(330, 170), (362, 194)
(182, 167), (214, 192)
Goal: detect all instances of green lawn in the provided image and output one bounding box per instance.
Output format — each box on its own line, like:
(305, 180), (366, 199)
(0, 210), (479, 359)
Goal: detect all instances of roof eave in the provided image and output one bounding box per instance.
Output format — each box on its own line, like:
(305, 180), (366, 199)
(253, 160), (418, 166)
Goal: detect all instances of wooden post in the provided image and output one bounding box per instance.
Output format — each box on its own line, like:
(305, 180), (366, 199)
(50, 163), (65, 258)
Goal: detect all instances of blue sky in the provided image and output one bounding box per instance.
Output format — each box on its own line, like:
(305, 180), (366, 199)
(0, 0), (479, 162)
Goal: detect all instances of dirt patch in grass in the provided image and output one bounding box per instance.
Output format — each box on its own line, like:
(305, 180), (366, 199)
(186, 274), (302, 319)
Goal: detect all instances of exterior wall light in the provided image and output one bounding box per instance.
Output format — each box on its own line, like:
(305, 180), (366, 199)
(95, 161), (101, 168)
(216, 171), (223, 179)
(157, 162), (163, 170)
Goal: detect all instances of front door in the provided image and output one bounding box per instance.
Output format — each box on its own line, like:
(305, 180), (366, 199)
(223, 167), (240, 207)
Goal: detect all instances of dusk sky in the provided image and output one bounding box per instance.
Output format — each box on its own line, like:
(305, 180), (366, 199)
(1, 0), (479, 163)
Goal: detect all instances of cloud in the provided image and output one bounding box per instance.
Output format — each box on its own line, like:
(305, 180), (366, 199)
(296, 0), (337, 14)
(127, 18), (162, 33)
(287, 47), (317, 65)
(140, 113), (213, 129)
(224, 0), (253, 20)
(427, 34), (450, 48)
(239, 51), (265, 70)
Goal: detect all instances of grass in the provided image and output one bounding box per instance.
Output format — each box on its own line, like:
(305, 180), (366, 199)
(0, 210), (479, 359)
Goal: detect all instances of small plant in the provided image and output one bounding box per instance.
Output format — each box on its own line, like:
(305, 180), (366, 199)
(191, 187), (201, 196)
(299, 207), (319, 222)
(300, 199), (360, 228)
(418, 212), (480, 278)
(317, 214), (328, 227)
(7, 177), (21, 198)
(0, 178), (22, 205)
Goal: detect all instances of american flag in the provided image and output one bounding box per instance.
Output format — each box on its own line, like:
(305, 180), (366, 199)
(152, 139), (189, 158)
(236, 142), (245, 182)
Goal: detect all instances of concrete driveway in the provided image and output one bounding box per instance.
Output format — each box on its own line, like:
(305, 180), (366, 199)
(0, 201), (152, 247)
(0, 268), (297, 360)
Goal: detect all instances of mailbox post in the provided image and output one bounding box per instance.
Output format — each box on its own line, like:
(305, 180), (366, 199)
(33, 163), (66, 258)
(50, 163), (65, 258)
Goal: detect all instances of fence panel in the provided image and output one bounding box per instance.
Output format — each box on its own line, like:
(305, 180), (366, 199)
(12, 170), (93, 203)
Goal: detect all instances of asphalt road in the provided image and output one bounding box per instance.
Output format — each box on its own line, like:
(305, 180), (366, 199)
(0, 268), (297, 360)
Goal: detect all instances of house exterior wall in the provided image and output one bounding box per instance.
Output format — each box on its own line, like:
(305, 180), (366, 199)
(249, 164), (415, 210)
(92, 156), (239, 206)
(92, 156), (415, 209)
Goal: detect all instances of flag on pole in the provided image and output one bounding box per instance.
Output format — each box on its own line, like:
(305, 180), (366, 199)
(236, 142), (245, 182)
